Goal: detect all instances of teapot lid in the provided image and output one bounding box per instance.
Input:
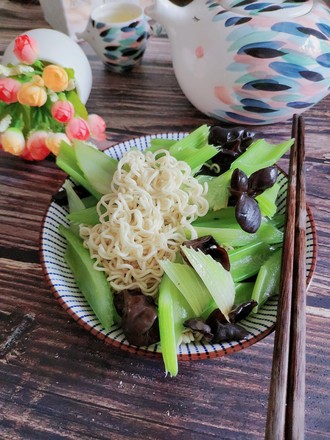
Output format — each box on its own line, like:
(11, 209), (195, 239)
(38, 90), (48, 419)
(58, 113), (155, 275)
(219, 0), (313, 18)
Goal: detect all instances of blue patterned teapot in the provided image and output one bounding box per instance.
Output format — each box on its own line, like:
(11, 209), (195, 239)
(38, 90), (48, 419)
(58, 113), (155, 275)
(146, 0), (330, 125)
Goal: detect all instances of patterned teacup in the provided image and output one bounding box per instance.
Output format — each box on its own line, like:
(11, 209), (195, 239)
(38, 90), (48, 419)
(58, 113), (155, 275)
(77, 2), (150, 73)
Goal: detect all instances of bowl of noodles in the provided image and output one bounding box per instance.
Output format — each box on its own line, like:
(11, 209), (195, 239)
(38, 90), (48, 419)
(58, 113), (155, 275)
(40, 132), (317, 362)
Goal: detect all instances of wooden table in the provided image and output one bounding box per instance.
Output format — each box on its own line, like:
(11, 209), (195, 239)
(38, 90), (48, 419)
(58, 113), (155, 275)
(1, 1), (329, 439)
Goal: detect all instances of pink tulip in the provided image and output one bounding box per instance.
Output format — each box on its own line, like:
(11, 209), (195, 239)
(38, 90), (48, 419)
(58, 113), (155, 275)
(13, 34), (39, 64)
(51, 100), (74, 123)
(87, 114), (106, 141)
(0, 78), (21, 104)
(65, 117), (90, 141)
(23, 130), (51, 161)
(1, 128), (26, 156)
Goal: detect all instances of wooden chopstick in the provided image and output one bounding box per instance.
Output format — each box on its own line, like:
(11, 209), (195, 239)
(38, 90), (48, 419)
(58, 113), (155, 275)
(265, 114), (306, 440)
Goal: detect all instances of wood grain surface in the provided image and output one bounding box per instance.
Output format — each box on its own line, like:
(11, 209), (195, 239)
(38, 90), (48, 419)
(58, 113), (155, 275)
(1, 1), (330, 439)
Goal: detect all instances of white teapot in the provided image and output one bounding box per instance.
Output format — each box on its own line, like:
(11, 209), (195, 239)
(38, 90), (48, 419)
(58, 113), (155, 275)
(146, 0), (330, 125)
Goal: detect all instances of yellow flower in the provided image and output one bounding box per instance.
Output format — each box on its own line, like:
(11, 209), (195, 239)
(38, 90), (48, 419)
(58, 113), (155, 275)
(45, 132), (71, 156)
(17, 76), (47, 107)
(42, 64), (69, 92)
(1, 128), (26, 156)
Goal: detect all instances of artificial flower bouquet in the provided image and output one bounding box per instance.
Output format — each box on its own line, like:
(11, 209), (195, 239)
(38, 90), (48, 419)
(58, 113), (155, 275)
(0, 34), (106, 161)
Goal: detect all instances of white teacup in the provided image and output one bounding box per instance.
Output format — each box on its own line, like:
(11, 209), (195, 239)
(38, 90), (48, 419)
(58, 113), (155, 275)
(77, 3), (150, 73)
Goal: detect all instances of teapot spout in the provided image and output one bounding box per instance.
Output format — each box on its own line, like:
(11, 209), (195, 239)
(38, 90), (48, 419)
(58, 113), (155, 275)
(145, 0), (182, 29)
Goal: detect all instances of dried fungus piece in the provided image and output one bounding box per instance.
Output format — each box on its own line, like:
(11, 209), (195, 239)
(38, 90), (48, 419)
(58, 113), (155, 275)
(183, 318), (214, 342)
(207, 126), (256, 174)
(118, 289), (160, 346)
(235, 193), (262, 233)
(230, 168), (249, 196)
(228, 300), (258, 323)
(248, 166), (278, 197)
(210, 322), (249, 343)
(182, 236), (230, 271)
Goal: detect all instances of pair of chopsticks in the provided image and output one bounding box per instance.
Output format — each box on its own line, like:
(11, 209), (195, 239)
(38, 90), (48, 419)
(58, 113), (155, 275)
(265, 114), (307, 440)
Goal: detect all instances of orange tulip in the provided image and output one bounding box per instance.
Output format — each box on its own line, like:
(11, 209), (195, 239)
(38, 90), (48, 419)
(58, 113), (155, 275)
(17, 76), (47, 107)
(43, 64), (69, 92)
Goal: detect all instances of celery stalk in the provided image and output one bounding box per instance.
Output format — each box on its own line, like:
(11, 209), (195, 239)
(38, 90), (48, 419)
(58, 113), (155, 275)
(228, 242), (275, 282)
(176, 144), (218, 172)
(169, 125), (209, 155)
(145, 138), (176, 153)
(59, 225), (115, 331)
(56, 142), (102, 199)
(203, 169), (232, 211)
(201, 281), (255, 319)
(193, 226), (254, 247)
(234, 282), (254, 304)
(269, 213), (285, 229)
(231, 138), (293, 176)
(256, 182), (280, 218)
(67, 205), (100, 226)
(181, 247), (235, 321)
(251, 248), (282, 312)
(81, 195), (98, 208)
(74, 140), (118, 195)
(160, 260), (212, 316)
(63, 180), (85, 236)
(63, 180), (85, 213)
(158, 274), (194, 377)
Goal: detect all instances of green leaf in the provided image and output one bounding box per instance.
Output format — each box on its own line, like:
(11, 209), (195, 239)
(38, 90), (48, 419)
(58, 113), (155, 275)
(66, 90), (88, 119)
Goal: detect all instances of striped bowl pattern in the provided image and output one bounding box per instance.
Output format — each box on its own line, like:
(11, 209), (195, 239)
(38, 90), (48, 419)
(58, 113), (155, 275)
(40, 133), (317, 361)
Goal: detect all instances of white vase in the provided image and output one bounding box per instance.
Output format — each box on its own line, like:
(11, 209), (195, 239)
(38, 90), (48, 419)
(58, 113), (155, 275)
(2, 28), (93, 104)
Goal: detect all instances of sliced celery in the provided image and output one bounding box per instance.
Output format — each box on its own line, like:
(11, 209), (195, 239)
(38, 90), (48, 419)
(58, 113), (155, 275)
(160, 260), (212, 316)
(67, 205), (100, 226)
(57, 142), (102, 199)
(234, 282), (254, 305)
(158, 274), (194, 377)
(201, 282), (255, 319)
(192, 207), (236, 227)
(63, 180), (85, 213)
(181, 247), (235, 321)
(82, 195), (98, 208)
(178, 144), (218, 172)
(203, 169), (232, 211)
(269, 213), (285, 229)
(228, 242), (275, 283)
(144, 138), (176, 153)
(200, 299), (217, 319)
(169, 124), (209, 155)
(193, 226), (255, 247)
(63, 180), (85, 236)
(231, 138), (293, 176)
(251, 248), (282, 312)
(193, 219), (283, 247)
(256, 182), (280, 218)
(59, 225), (115, 331)
(74, 140), (118, 195)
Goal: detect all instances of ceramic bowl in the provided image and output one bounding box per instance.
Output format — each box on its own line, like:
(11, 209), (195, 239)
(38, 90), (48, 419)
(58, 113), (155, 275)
(39, 132), (318, 362)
